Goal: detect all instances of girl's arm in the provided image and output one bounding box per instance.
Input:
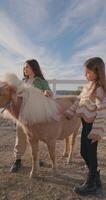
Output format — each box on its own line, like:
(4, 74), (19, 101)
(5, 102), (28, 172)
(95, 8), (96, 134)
(88, 87), (106, 142)
(43, 89), (53, 97)
(42, 81), (53, 97)
(64, 84), (87, 119)
(33, 78), (53, 97)
(64, 96), (80, 119)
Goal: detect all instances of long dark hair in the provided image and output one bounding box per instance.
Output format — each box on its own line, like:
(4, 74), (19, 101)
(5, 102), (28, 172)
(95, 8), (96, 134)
(84, 57), (106, 93)
(24, 59), (45, 80)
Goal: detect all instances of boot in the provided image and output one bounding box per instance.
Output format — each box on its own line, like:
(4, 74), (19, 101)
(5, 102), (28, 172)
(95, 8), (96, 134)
(10, 159), (22, 173)
(95, 170), (102, 188)
(77, 172), (90, 190)
(74, 174), (97, 195)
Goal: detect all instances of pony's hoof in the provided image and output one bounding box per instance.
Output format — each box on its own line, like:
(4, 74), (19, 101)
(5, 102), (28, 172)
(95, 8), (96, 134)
(29, 171), (38, 179)
(67, 158), (72, 164)
(52, 168), (57, 175)
(63, 152), (69, 157)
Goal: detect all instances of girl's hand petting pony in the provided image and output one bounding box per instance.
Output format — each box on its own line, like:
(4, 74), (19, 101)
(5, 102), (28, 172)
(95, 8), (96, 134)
(43, 90), (53, 97)
(64, 111), (73, 120)
(88, 133), (101, 143)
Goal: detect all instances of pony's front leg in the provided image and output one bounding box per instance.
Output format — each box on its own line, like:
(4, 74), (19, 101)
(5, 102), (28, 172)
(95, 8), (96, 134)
(67, 131), (77, 164)
(47, 140), (56, 173)
(63, 137), (70, 157)
(28, 138), (39, 179)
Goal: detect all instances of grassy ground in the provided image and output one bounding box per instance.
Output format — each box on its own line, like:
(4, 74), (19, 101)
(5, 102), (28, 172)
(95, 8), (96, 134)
(0, 118), (106, 200)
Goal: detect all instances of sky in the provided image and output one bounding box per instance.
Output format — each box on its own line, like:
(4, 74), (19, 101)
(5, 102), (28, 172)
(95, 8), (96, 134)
(0, 0), (106, 90)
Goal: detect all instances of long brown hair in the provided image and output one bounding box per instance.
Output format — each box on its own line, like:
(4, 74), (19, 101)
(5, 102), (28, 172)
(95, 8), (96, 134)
(84, 57), (106, 93)
(23, 59), (45, 80)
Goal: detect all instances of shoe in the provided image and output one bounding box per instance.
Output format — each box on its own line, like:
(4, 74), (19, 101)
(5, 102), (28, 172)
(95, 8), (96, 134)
(81, 172), (90, 187)
(39, 160), (45, 167)
(74, 181), (97, 196)
(74, 175), (97, 195)
(10, 159), (22, 173)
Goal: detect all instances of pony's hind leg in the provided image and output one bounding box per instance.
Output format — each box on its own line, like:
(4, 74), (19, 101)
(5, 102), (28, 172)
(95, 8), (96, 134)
(47, 140), (56, 172)
(28, 138), (39, 178)
(67, 131), (78, 164)
(63, 137), (70, 157)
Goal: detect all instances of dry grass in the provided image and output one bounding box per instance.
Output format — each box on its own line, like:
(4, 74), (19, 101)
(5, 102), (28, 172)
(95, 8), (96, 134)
(0, 118), (106, 200)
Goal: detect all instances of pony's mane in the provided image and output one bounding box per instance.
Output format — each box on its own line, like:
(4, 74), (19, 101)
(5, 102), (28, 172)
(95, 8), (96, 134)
(4, 73), (24, 93)
(4, 73), (60, 124)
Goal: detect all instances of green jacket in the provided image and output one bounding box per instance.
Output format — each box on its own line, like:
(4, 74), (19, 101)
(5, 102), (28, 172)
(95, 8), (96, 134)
(24, 76), (51, 91)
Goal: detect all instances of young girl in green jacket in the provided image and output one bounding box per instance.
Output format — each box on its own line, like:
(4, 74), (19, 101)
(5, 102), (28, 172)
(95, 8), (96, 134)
(11, 59), (53, 172)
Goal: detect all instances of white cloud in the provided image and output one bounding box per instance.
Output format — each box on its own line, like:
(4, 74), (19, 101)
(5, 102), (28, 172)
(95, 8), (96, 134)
(40, 0), (105, 39)
(58, 0), (105, 34)
(0, 0), (106, 84)
(0, 11), (65, 79)
(0, 12), (33, 57)
(77, 23), (106, 48)
(4, 0), (50, 30)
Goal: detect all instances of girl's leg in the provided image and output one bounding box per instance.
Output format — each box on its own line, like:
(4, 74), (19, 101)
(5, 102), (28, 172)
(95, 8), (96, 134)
(87, 136), (98, 178)
(10, 124), (27, 172)
(74, 119), (100, 195)
(80, 119), (93, 170)
(86, 131), (101, 188)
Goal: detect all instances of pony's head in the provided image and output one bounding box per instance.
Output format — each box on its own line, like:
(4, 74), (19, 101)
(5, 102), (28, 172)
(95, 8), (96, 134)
(0, 73), (60, 123)
(3, 73), (24, 94)
(0, 81), (16, 108)
(0, 73), (23, 110)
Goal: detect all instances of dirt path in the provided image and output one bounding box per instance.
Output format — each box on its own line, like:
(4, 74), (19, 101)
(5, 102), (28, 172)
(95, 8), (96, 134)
(0, 119), (106, 200)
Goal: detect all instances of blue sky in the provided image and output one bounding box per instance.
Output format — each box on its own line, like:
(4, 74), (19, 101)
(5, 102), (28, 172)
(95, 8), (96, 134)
(0, 0), (106, 86)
